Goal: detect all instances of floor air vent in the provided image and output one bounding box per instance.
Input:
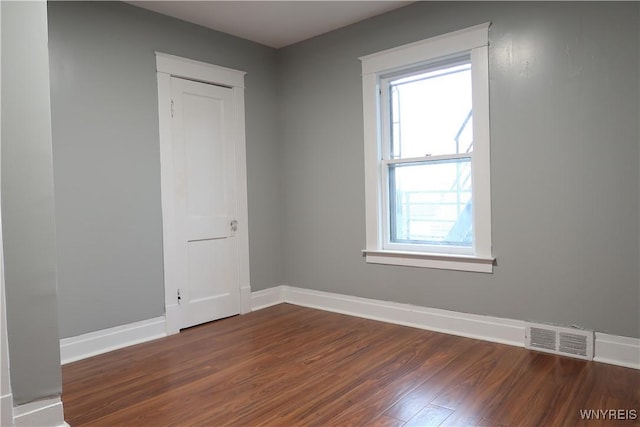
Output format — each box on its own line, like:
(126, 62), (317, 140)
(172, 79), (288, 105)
(525, 323), (593, 360)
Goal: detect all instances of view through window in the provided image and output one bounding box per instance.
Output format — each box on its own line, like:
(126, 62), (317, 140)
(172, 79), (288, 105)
(386, 61), (474, 248)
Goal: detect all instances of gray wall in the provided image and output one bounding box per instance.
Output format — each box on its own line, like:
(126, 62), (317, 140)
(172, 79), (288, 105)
(48, 1), (639, 342)
(278, 1), (640, 338)
(47, 1), (282, 338)
(1, 1), (62, 404)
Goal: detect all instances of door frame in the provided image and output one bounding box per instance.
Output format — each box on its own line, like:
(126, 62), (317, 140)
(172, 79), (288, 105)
(155, 52), (251, 335)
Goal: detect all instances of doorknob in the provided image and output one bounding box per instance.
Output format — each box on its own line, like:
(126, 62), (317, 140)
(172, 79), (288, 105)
(230, 220), (238, 232)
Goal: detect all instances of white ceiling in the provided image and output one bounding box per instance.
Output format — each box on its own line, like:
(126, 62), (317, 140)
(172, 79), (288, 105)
(126, 1), (412, 48)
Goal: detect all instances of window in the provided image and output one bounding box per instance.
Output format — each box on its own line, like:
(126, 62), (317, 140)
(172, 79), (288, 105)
(360, 23), (494, 272)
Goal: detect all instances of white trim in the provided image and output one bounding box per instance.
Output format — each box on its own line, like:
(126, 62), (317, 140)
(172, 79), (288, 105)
(58, 287), (279, 365)
(240, 286), (252, 314)
(60, 317), (166, 365)
(251, 286), (639, 370)
(252, 286), (523, 346)
(155, 52), (245, 88)
(12, 397), (67, 427)
(234, 89), (252, 315)
(281, 286), (523, 346)
(470, 45), (492, 257)
(57, 288), (640, 371)
(594, 333), (640, 370)
(363, 250), (494, 273)
(360, 24), (493, 271)
(156, 70), (180, 335)
(164, 304), (181, 336)
(360, 23), (490, 75)
(362, 72), (382, 252)
(155, 52), (251, 333)
(250, 287), (285, 311)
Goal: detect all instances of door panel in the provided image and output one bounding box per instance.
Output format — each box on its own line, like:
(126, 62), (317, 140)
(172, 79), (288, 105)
(171, 76), (240, 329)
(183, 92), (226, 217)
(187, 217), (229, 241)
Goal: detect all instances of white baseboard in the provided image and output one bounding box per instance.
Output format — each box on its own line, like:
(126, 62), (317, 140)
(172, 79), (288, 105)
(252, 285), (639, 370)
(58, 286), (639, 371)
(60, 317), (167, 365)
(280, 286), (524, 346)
(594, 333), (640, 370)
(1, 393), (13, 427)
(12, 396), (66, 427)
(60, 286), (270, 365)
(250, 287), (285, 311)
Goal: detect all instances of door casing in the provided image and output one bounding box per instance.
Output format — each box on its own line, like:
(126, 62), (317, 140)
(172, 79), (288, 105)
(155, 52), (251, 335)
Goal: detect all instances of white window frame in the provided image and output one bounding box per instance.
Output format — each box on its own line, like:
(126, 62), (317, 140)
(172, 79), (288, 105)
(360, 23), (494, 273)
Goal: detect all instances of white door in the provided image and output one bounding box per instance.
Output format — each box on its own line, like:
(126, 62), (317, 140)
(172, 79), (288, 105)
(171, 76), (240, 329)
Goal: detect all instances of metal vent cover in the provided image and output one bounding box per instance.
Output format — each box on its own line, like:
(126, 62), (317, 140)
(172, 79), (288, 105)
(529, 327), (556, 351)
(525, 323), (593, 360)
(559, 332), (589, 357)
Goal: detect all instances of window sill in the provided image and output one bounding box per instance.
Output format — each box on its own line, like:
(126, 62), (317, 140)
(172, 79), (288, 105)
(362, 249), (494, 273)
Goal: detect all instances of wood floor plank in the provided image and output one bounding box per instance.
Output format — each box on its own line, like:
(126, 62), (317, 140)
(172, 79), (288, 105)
(61, 304), (640, 427)
(63, 305), (336, 424)
(324, 333), (471, 426)
(383, 339), (495, 421)
(479, 352), (590, 427)
(561, 362), (640, 427)
(365, 414), (406, 427)
(233, 322), (428, 426)
(475, 417), (507, 427)
(404, 403), (453, 426)
(427, 343), (528, 426)
(430, 342), (525, 410)
(72, 311), (401, 426)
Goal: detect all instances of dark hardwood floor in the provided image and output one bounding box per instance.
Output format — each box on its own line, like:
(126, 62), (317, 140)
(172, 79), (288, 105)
(62, 304), (640, 426)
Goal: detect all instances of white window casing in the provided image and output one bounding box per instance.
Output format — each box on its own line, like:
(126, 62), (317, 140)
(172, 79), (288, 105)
(360, 23), (494, 273)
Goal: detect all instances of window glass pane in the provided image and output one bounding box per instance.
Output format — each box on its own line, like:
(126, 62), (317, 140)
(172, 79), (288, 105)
(390, 159), (473, 246)
(390, 63), (473, 159)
